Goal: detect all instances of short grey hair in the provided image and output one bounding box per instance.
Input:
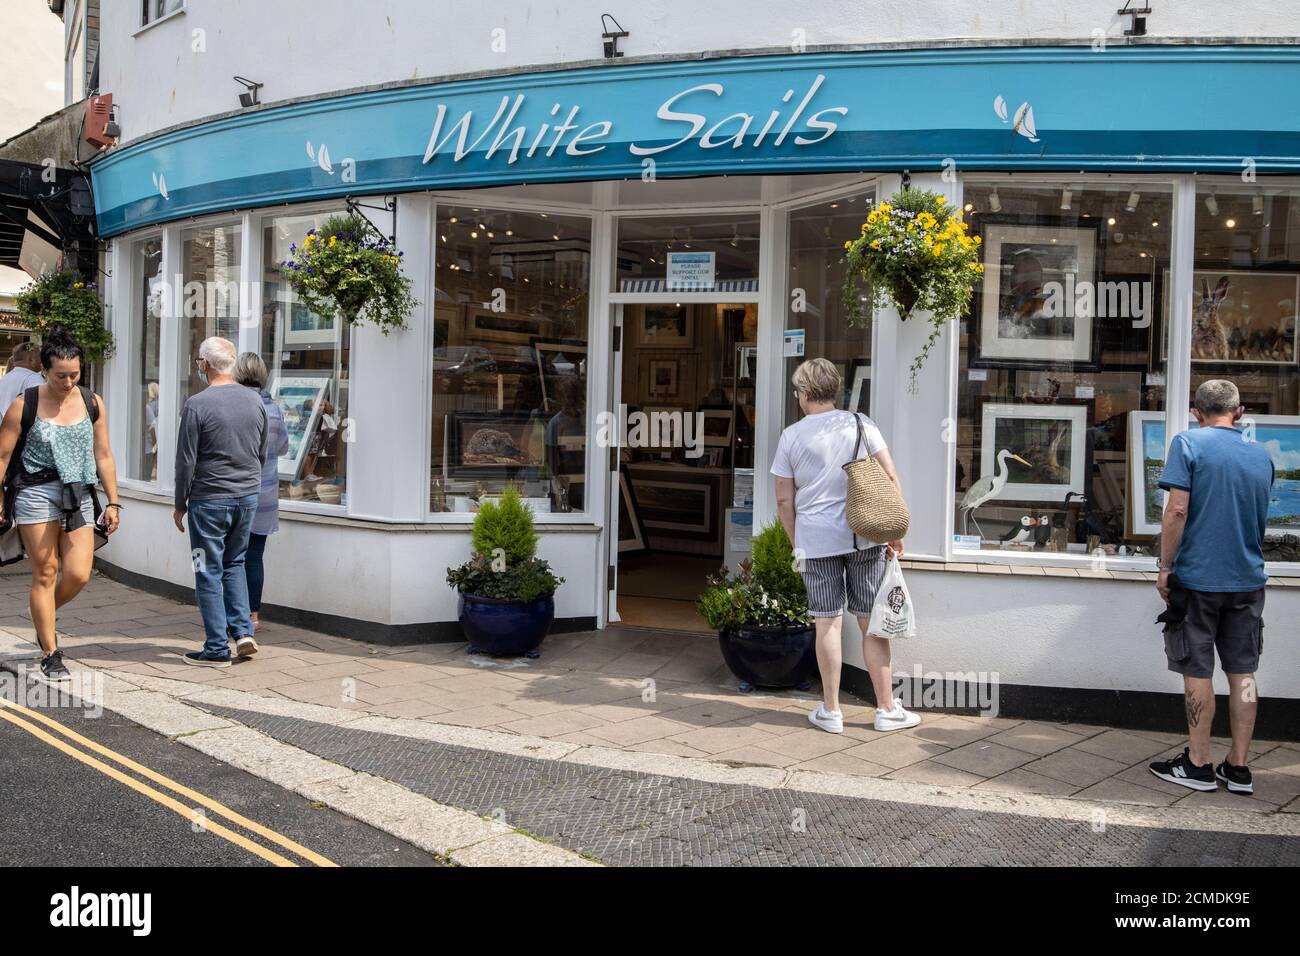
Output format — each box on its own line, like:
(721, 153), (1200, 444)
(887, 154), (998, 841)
(1194, 379), (1241, 415)
(233, 351), (269, 389)
(198, 336), (237, 374)
(791, 357), (843, 404)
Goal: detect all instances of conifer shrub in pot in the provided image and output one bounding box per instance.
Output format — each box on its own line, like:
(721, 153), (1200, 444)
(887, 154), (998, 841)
(698, 521), (816, 691)
(446, 488), (564, 657)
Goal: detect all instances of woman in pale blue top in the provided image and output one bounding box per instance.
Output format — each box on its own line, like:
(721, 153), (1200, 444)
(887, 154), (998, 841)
(0, 327), (121, 680)
(234, 352), (289, 633)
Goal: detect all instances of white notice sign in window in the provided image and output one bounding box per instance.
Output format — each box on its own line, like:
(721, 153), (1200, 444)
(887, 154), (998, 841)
(666, 251), (715, 291)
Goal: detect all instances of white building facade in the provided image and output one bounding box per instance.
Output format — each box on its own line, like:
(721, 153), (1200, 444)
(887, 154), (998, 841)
(81, 1), (1300, 730)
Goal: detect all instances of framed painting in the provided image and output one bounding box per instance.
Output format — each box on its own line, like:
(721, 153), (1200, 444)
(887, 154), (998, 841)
(700, 408), (734, 447)
(977, 221), (1098, 364)
(647, 358), (679, 397)
(616, 471), (649, 556)
(846, 358), (871, 414)
(269, 372), (332, 480)
(445, 411), (544, 479)
(1245, 415), (1300, 535)
(1160, 269), (1300, 365)
(1126, 410), (1167, 536)
(979, 401), (1090, 503)
(637, 304), (693, 348)
(466, 306), (550, 345)
(628, 468), (722, 547)
(530, 336), (587, 407)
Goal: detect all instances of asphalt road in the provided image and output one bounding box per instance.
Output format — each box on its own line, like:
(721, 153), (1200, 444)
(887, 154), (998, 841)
(0, 671), (442, 867)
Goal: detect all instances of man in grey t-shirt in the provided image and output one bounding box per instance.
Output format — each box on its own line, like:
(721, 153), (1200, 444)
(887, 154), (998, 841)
(175, 336), (267, 667)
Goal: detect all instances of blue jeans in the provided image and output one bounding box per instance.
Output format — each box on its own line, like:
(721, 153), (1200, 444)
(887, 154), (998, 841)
(245, 532), (268, 613)
(187, 494), (257, 658)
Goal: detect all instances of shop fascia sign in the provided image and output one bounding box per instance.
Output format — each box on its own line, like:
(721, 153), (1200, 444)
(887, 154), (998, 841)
(421, 74), (846, 167)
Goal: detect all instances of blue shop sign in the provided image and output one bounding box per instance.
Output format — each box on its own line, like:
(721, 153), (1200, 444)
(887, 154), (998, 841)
(91, 45), (1300, 236)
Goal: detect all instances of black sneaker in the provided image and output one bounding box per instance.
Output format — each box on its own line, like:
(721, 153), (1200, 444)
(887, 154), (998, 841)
(182, 651), (232, 669)
(40, 649), (71, 681)
(1149, 748), (1217, 791)
(1215, 760), (1254, 795)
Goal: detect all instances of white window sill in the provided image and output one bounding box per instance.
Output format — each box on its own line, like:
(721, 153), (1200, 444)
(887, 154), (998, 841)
(133, 8), (186, 37)
(901, 556), (1300, 586)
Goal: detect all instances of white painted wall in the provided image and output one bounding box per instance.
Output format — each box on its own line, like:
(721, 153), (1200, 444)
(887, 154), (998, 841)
(97, 495), (602, 626)
(97, 0), (1300, 145)
(843, 571), (1300, 700)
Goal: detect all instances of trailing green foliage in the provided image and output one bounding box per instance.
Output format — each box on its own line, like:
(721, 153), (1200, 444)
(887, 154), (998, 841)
(446, 553), (563, 602)
(16, 268), (114, 363)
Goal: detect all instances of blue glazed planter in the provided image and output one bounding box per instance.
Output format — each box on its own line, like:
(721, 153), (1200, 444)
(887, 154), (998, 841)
(458, 593), (555, 657)
(718, 624), (818, 689)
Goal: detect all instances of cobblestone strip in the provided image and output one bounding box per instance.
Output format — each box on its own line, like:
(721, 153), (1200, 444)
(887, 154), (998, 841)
(193, 701), (1300, 867)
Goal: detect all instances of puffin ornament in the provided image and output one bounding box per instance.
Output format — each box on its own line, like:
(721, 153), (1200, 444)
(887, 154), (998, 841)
(1032, 515), (1053, 548)
(999, 515), (1035, 547)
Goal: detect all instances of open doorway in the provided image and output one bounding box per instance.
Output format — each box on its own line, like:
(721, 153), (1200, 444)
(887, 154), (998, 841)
(612, 301), (757, 632)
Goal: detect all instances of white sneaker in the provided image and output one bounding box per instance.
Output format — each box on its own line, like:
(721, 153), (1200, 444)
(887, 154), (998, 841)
(874, 698), (920, 732)
(233, 635), (259, 657)
(808, 704), (844, 734)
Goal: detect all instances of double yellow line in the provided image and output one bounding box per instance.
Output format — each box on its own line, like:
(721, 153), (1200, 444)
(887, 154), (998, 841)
(0, 696), (337, 867)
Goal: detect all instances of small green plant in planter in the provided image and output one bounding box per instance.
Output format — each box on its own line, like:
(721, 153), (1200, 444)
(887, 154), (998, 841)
(446, 488), (564, 656)
(283, 213), (417, 334)
(16, 268), (114, 363)
(699, 522), (817, 691)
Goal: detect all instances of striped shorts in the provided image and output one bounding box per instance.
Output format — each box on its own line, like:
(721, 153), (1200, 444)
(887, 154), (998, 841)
(800, 546), (889, 618)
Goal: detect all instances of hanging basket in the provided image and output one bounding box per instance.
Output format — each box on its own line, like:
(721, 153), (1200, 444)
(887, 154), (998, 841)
(841, 188), (985, 391)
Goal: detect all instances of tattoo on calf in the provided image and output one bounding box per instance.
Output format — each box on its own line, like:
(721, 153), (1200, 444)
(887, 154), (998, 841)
(1185, 689), (1204, 729)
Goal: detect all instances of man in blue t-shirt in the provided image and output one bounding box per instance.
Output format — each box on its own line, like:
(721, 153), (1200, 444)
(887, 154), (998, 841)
(1148, 380), (1274, 797)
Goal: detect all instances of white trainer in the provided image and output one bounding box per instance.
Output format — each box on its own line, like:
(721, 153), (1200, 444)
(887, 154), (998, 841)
(874, 698), (921, 732)
(808, 704), (844, 734)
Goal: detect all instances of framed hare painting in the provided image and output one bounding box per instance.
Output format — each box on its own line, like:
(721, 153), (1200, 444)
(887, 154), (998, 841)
(1161, 269), (1300, 365)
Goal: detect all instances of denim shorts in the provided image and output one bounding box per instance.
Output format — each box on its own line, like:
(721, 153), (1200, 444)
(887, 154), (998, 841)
(13, 482), (94, 526)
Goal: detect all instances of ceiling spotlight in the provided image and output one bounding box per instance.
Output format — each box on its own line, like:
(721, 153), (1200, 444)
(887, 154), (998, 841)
(1107, 217), (1117, 226)
(601, 14), (629, 59)
(1060, 189), (1073, 211)
(964, 203), (974, 212)
(1152, 219), (1159, 227)
(988, 189), (1002, 212)
(1225, 218), (1236, 228)
(1253, 194), (1264, 215)
(1125, 191), (1140, 212)
(233, 75), (263, 108)
(1204, 191), (1219, 216)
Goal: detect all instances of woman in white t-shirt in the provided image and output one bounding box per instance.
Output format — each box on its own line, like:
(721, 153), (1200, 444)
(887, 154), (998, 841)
(771, 358), (920, 735)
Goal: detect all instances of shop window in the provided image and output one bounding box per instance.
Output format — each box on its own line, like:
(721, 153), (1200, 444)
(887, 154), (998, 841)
(128, 237), (163, 482)
(178, 222), (242, 413)
(262, 212), (351, 507)
(1185, 185), (1300, 562)
(430, 205), (592, 514)
(616, 214), (760, 293)
(784, 190), (875, 426)
(952, 181), (1173, 560)
(141, 0), (184, 27)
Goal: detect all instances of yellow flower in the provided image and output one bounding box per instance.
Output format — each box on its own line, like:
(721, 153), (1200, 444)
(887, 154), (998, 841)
(936, 197), (946, 205)
(843, 240), (852, 251)
(329, 235), (337, 247)
(869, 239), (882, 249)
(74, 282), (84, 289)
(933, 243), (945, 256)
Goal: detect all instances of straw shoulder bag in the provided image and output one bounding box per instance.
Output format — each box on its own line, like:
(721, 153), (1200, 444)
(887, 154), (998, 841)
(842, 413), (910, 544)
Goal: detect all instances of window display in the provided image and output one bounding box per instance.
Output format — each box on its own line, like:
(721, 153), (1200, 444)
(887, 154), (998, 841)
(128, 237), (163, 482)
(262, 212), (351, 506)
(178, 223), (241, 411)
(953, 181), (1173, 558)
(430, 205), (591, 513)
(784, 191), (874, 426)
(1188, 184), (1300, 561)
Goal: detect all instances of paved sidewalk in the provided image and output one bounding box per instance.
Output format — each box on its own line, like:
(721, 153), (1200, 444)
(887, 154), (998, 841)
(3, 565), (1299, 817)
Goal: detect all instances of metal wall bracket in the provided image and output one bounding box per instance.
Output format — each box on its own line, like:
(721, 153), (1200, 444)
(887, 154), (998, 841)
(344, 194), (398, 247)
